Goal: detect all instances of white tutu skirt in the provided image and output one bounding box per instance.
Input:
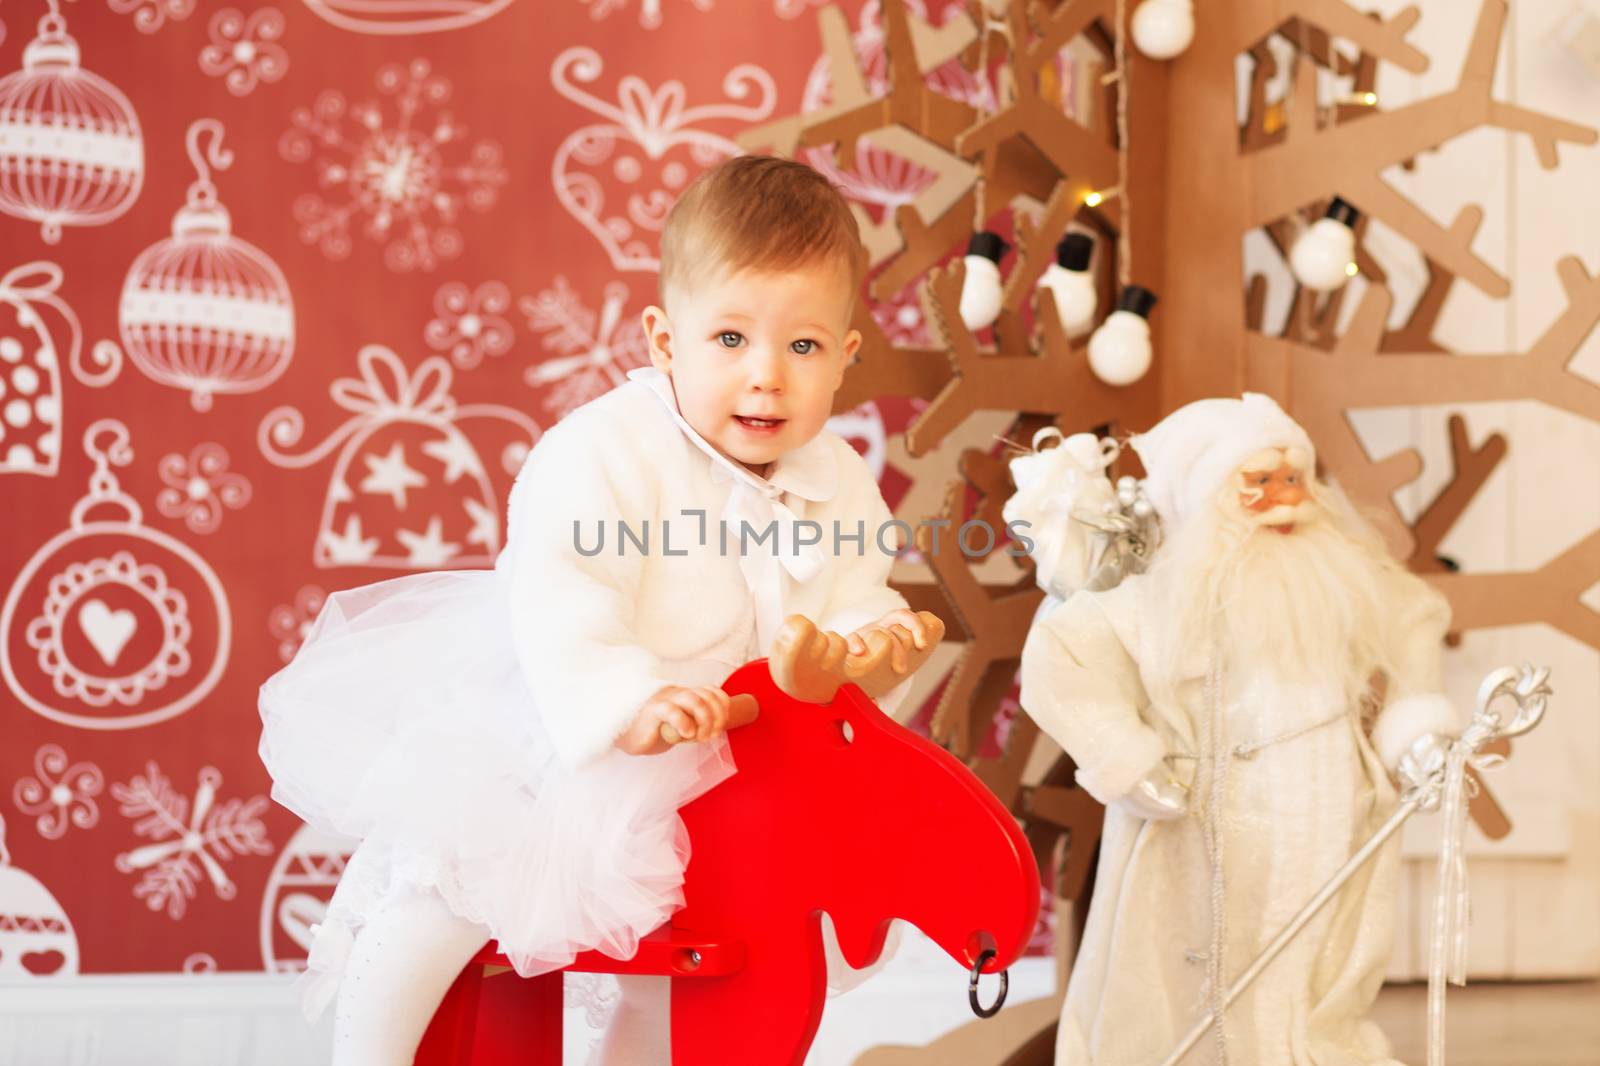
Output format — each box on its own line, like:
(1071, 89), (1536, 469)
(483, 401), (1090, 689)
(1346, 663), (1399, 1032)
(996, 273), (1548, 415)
(258, 569), (735, 1010)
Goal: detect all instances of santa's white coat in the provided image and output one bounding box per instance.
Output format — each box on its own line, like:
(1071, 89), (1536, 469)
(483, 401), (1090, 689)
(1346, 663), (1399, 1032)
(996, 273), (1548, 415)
(1020, 569), (1456, 1066)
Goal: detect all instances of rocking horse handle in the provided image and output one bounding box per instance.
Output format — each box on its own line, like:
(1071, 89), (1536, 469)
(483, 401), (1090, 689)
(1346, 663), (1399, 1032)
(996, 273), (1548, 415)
(658, 693), (760, 746)
(769, 612), (947, 704)
(845, 612), (947, 699)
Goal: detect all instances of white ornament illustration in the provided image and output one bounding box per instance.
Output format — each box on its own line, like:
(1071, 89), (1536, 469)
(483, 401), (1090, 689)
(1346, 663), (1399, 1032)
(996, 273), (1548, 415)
(12, 744), (104, 840)
(521, 276), (647, 418)
(108, 0), (195, 34)
(826, 401), (888, 481)
(258, 345), (540, 569)
(300, 0), (513, 35)
(115, 119), (295, 411)
(155, 442), (252, 534)
(1, 261), (122, 477)
(551, 47), (775, 272)
(0, 814), (80, 977)
(113, 761), (271, 921)
(2, 419), (232, 730)
(182, 952), (218, 973)
(798, 0), (991, 213)
(198, 7), (288, 97)
(2, 264), (67, 473)
(259, 822), (353, 973)
(424, 281), (513, 369)
(267, 584), (325, 663)
(0, 0), (144, 243)
(280, 59), (507, 272)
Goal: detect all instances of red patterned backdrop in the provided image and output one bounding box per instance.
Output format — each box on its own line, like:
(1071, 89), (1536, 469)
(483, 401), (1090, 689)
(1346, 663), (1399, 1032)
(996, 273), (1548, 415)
(0, 0), (989, 979)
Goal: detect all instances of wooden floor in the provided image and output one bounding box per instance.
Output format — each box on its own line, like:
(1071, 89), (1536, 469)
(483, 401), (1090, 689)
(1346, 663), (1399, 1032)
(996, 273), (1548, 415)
(1371, 981), (1600, 1065)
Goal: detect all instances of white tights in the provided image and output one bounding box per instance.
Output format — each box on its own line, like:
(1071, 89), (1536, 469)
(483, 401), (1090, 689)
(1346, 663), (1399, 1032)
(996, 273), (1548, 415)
(330, 887), (489, 1066)
(327, 888), (669, 1066)
(591, 976), (669, 1066)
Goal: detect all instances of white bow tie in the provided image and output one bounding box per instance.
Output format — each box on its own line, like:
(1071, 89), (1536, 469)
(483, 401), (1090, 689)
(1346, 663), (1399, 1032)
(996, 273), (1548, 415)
(709, 463), (826, 583)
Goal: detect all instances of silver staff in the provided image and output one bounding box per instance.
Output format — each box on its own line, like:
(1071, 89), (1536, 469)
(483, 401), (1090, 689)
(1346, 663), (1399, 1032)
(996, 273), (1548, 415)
(1158, 664), (1552, 1066)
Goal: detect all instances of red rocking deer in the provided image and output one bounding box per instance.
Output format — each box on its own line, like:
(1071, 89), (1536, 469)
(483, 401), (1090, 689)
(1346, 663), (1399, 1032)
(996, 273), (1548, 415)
(416, 614), (1041, 1064)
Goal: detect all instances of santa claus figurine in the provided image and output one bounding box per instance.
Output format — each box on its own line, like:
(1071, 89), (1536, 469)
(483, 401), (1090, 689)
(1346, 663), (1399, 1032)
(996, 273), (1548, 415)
(1019, 394), (1460, 1066)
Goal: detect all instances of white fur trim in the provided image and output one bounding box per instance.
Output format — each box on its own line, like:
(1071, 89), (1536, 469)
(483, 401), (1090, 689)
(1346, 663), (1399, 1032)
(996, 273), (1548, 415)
(1131, 393), (1314, 531)
(1372, 693), (1462, 769)
(1237, 447), (1284, 473)
(1073, 733), (1168, 808)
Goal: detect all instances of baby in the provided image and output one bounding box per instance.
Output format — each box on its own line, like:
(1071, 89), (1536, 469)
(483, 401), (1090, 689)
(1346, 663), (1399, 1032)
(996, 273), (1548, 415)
(258, 155), (930, 1066)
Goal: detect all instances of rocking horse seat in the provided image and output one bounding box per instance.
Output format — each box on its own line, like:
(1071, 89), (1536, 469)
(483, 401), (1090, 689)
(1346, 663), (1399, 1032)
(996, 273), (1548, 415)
(470, 926), (747, 979)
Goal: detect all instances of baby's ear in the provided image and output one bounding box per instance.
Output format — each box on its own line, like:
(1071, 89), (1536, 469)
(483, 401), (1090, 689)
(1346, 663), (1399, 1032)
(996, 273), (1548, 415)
(835, 328), (862, 390)
(641, 305), (673, 371)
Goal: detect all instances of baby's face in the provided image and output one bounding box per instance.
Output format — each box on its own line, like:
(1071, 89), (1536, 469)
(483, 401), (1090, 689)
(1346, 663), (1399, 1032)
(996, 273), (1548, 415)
(646, 260), (861, 475)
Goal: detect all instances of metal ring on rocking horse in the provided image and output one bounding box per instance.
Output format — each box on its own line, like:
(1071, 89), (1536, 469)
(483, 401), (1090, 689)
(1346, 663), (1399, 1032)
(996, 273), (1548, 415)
(967, 948), (1008, 1018)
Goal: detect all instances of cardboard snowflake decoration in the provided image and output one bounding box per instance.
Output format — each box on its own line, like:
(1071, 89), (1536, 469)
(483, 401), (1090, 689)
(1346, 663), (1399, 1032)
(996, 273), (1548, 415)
(749, 2), (1598, 1060)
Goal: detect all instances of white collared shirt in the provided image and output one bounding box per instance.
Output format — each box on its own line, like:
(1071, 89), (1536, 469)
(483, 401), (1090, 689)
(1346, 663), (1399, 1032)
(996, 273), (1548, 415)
(499, 369), (909, 766)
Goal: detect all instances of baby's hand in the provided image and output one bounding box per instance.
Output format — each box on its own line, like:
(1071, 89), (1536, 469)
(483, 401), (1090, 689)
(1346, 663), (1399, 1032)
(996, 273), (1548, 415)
(846, 608), (933, 675)
(615, 685), (733, 756)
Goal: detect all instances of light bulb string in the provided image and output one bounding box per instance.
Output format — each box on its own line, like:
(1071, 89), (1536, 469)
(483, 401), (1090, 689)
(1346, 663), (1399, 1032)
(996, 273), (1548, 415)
(971, 12), (1009, 232)
(974, 14), (990, 231)
(1114, 0), (1132, 290)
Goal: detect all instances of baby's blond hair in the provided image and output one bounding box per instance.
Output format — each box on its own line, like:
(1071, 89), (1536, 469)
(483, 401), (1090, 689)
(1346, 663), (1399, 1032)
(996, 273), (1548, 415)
(659, 155), (865, 310)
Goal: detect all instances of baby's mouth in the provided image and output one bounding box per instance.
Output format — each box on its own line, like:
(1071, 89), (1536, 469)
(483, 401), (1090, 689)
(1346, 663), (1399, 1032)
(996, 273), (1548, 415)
(734, 415), (786, 431)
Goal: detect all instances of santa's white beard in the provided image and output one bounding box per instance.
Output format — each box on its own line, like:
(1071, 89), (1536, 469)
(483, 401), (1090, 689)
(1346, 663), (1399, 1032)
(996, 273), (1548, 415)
(1143, 488), (1403, 701)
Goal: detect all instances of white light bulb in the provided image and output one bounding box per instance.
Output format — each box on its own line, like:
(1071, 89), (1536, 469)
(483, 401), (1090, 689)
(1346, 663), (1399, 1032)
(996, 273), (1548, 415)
(1289, 197), (1360, 292)
(1087, 286), (1157, 387)
(1131, 0), (1194, 60)
(1088, 312), (1152, 386)
(959, 231), (1009, 333)
(1037, 232), (1097, 337)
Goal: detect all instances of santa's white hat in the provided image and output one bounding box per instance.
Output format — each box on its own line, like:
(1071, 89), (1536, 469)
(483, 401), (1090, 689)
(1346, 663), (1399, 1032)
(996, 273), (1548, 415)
(1131, 393), (1314, 530)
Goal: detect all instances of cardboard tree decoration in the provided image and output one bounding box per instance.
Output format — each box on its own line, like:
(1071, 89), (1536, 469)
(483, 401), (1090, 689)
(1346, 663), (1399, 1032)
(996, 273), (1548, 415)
(744, 0), (1598, 1061)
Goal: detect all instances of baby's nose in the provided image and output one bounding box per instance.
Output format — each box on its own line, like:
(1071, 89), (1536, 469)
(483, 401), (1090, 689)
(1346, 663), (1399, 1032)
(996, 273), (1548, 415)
(749, 347), (785, 390)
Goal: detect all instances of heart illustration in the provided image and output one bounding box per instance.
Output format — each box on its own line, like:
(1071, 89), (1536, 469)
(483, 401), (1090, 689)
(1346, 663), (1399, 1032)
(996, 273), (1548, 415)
(79, 598), (137, 666)
(22, 950), (65, 976)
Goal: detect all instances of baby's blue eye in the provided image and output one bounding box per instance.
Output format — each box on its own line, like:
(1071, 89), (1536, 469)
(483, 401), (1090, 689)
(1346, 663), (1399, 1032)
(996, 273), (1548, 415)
(791, 339), (817, 355)
(718, 331), (744, 349)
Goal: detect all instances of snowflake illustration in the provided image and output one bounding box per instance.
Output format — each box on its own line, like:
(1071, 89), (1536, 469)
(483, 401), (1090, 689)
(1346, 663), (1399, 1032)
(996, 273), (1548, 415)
(872, 284), (933, 347)
(279, 58), (507, 272)
(13, 744), (105, 840)
(109, 0), (195, 34)
(156, 443), (252, 535)
(521, 277), (648, 418)
(268, 585), (327, 664)
(424, 281), (514, 369)
(113, 762), (271, 921)
(199, 7), (288, 97)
